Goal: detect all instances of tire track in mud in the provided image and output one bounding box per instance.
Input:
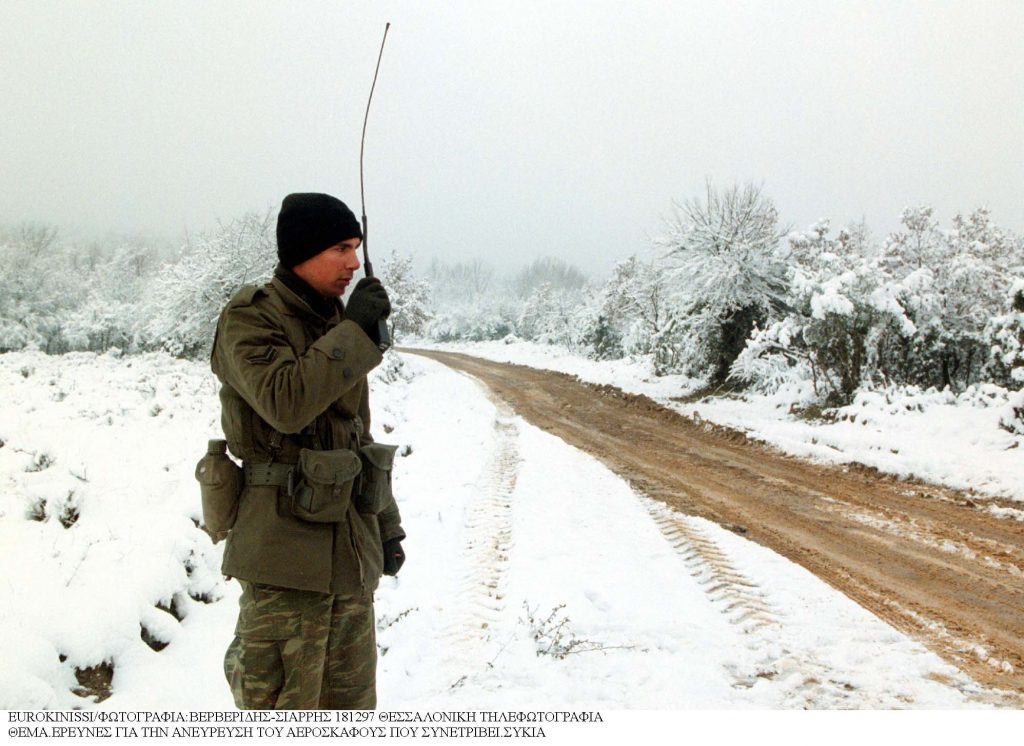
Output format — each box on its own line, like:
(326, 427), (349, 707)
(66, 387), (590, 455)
(407, 349), (1024, 703)
(441, 393), (520, 689)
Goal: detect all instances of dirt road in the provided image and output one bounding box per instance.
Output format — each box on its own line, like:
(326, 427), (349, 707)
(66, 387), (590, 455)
(407, 349), (1024, 699)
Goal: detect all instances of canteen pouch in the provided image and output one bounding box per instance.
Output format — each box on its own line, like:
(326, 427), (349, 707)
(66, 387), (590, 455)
(291, 448), (362, 523)
(354, 442), (399, 514)
(195, 440), (243, 543)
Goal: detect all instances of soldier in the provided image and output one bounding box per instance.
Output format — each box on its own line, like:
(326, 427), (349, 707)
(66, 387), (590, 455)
(210, 192), (406, 709)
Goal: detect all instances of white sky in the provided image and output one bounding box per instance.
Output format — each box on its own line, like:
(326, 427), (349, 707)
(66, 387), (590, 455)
(2, 0), (1022, 274)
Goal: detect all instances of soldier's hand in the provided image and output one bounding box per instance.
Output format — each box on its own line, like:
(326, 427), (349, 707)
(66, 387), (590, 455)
(382, 537), (405, 576)
(345, 277), (392, 342)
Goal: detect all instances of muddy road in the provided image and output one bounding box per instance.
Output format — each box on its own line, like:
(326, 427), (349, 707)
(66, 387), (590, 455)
(406, 349), (1024, 698)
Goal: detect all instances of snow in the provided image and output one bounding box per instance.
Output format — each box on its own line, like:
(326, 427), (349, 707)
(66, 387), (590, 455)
(418, 340), (1024, 503)
(0, 349), (1007, 710)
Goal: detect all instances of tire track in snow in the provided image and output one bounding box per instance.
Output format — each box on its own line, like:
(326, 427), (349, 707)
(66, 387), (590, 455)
(441, 395), (520, 688)
(648, 502), (778, 633)
(646, 501), (906, 707)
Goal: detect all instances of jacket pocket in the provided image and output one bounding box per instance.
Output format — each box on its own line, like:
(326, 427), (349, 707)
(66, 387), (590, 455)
(290, 448), (361, 523)
(354, 442), (398, 514)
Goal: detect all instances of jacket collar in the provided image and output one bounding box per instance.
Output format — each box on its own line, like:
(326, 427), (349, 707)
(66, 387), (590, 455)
(272, 264), (343, 322)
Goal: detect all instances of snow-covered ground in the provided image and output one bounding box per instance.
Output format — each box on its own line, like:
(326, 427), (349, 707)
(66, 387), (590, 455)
(415, 340), (1024, 506)
(0, 349), (1005, 709)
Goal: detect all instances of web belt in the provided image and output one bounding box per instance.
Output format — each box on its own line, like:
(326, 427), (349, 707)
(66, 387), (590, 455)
(244, 462), (294, 489)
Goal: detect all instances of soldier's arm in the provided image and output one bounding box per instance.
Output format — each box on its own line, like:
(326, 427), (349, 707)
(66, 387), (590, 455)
(213, 294), (383, 434)
(377, 497), (406, 544)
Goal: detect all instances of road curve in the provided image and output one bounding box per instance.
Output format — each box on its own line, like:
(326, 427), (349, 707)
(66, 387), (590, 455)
(405, 348), (1024, 700)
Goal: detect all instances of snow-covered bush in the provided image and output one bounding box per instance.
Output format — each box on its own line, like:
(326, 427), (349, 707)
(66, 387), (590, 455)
(138, 212), (275, 358)
(425, 259), (517, 342)
(379, 250), (432, 342)
(62, 243), (155, 352)
(516, 282), (589, 347)
(1000, 391), (1024, 435)
(878, 207), (1021, 390)
(734, 209), (1024, 406)
(656, 182), (788, 382)
(984, 279), (1024, 390)
(584, 255), (679, 368)
(424, 256), (589, 345)
(0, 225), (79, 353)
(732, 221), (912, 404)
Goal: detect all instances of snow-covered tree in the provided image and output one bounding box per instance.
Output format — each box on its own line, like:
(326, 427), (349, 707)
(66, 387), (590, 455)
(732, 220), (914, 403)
(574, 255), (682, 370)
(656, 182), (788, 382)
(62, 242), (156, 352)
(513, 257), (587, 299)
(139, 212), (275, 358)
(423, 256), (588, 344)
(985, 278), (1024, 390)
(379, 250), (432, 342)
(0, 225), (79, 353)
(880, 207), (1019, 390)
(516, 281), (588, 346)
(424, 258), (517, 342)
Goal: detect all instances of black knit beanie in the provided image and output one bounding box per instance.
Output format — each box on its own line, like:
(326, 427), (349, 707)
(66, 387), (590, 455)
(276, 192), (363, 268)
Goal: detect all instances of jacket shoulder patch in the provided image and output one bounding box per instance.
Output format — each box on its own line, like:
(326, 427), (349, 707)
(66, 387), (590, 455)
(246, 346), (278, 365)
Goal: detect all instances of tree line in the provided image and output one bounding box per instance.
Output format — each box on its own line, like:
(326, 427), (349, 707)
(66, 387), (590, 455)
(2, 184), (1022, 417)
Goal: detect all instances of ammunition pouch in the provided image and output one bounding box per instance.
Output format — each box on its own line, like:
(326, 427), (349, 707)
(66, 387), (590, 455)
(354, 442), (399, 514)
(290, 448), (362, 523)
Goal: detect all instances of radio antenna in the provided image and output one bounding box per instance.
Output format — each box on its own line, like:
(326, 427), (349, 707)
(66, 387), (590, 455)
(359, 21), (390, 278)
(358, 21), (391, 351)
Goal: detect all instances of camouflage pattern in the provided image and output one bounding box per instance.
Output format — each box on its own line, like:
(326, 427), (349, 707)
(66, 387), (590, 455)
(224, 581), (376, 710)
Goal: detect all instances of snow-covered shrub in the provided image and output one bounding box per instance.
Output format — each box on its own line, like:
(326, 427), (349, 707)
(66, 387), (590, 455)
(656, 182), (788, 382)
(575, 310), (623, 361)
(62, 243), (155, 352)
(1000, 391), (1024, 435)
(584, 255), (680, 368)
(732, 221), (913, 404)
(0, 225), (79, 353)
(984, 279), (1024, 390)
(139, 212), (275, 358)
(428, 306), (517, 342)
(425, 259), (517, 342)
(424, 256), (590, 345)
(379, 250), (432, 342)
(516, 282), (588, 346)
(878, 207), (1021, 390)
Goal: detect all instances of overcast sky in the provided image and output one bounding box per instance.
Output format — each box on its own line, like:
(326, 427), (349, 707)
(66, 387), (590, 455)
(3, 0), (1022, 274)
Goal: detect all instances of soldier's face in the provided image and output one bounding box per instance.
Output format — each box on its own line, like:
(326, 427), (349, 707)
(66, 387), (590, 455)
(292, 238), (362, 297)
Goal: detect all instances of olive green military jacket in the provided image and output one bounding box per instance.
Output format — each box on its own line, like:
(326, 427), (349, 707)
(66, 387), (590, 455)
(211, 272), (405, 597)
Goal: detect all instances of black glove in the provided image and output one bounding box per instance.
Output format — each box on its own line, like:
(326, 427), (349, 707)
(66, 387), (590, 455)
(382, 537), (405, 576)
(345, 277), (391, 342)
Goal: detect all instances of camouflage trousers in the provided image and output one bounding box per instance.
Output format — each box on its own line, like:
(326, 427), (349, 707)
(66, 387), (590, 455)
(224, 581), (377, 710)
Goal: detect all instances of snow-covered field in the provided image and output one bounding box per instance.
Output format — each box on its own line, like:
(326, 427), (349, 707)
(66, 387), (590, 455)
(416, 340), (1024, 506)
(0, 349), (1006, 710)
